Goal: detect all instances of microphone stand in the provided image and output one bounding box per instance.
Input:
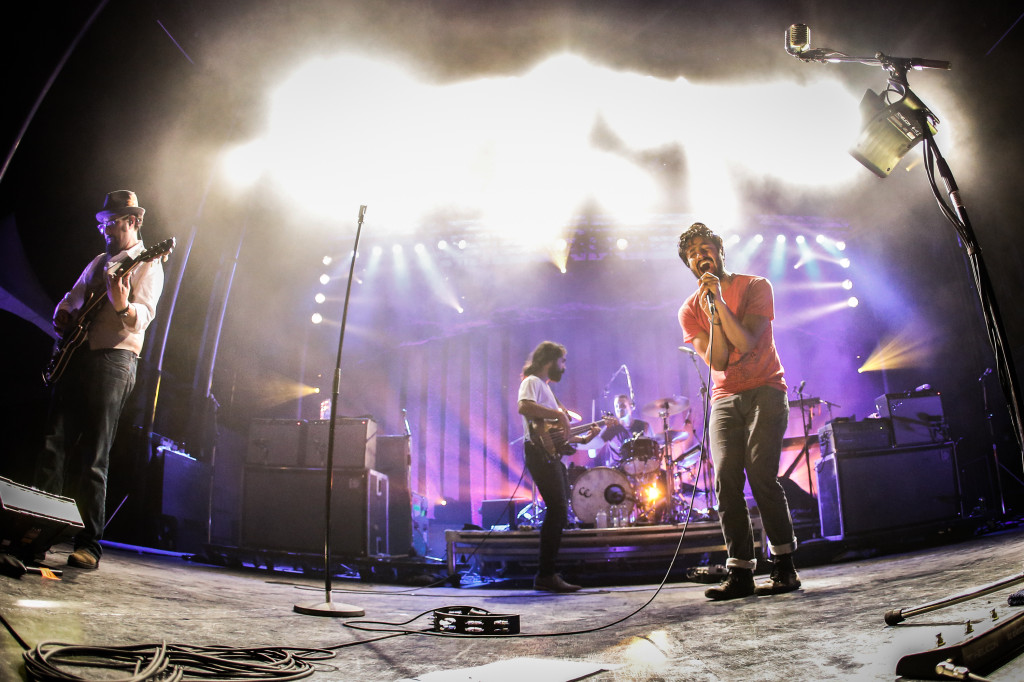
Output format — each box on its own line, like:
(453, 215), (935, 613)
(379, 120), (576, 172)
(788, 34), (1024, 461)
(795, 383), (815, 498)
(683, 350), (716, 516)
(294, 205), (367, 618)
(789, 32), (1024, 631)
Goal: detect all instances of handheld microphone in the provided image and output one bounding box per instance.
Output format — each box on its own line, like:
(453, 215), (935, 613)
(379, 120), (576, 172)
(678, 346), (697, 356)
(699, 262), (717, 316)
(786, 24), (810, 56)
(797, 380), (806, 394)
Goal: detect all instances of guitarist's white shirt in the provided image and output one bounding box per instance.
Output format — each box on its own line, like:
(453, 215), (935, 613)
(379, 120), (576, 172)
(518, 374), (559, 442)
(55, 241), (165, 355)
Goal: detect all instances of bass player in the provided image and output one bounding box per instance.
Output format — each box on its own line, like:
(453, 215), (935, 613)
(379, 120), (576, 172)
(517, 340), (604, 593)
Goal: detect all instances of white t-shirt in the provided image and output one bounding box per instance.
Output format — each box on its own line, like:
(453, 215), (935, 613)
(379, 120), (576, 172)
(518, 374), (559, 442)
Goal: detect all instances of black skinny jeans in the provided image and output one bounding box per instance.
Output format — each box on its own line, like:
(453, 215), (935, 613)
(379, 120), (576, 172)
(524, 440), (571, 576)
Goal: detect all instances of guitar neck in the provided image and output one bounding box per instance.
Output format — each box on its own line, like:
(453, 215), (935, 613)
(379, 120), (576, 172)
(568, 419), (602, 435)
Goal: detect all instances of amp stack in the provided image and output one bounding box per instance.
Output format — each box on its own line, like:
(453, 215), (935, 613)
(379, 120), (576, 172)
(241, 417), (389, 558)
(815, 389), (960, 541)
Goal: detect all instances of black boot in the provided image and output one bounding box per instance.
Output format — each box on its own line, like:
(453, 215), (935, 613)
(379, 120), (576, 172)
(755, 553), (801, 596)
(704, 567), (755, 600)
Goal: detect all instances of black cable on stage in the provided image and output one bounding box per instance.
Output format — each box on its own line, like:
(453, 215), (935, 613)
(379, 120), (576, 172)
(20, 641), (338, 682)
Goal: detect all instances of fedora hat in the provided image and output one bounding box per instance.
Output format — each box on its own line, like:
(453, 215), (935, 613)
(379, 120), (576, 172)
(96, 190), (145, 222)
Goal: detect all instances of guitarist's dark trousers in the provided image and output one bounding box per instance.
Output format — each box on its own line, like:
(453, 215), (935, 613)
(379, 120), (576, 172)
(35, 348), (138, 561)
(524, 440), (571, 577)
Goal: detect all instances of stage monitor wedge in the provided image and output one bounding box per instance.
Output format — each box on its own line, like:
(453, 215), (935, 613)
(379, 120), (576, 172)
(0, 477), (83, 561)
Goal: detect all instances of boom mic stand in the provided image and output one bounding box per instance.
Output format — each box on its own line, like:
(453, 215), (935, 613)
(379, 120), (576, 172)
(785, 24), (1024, 460)
(294, 205), (368, 618)
(786, 25), (1024, 632)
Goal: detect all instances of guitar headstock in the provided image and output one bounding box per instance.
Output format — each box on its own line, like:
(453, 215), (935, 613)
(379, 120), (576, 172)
(140, 237), (176, 264)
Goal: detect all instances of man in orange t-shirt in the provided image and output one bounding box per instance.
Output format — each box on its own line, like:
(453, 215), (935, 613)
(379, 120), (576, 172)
(678, 222), (800, 601)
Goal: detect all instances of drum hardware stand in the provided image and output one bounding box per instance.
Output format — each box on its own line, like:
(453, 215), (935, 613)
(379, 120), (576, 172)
(781, 394), (837, 491)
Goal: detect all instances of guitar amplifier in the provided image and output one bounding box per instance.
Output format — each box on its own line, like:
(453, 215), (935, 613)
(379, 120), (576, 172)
(875, 392), (947, 446)
(818, 419), (892, 458)
(305, 418), (377, 469)
(247, 419), (305, 466)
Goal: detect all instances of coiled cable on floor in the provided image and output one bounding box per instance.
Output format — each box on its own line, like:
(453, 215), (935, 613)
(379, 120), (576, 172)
(21, 640), (334, 681)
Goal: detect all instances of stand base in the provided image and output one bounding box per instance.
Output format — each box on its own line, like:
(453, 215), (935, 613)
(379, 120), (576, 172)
(293, 600), (365, 617)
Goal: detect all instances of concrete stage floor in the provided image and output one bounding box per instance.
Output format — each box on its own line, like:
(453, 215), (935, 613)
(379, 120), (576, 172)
(4, 528), (1024, 681)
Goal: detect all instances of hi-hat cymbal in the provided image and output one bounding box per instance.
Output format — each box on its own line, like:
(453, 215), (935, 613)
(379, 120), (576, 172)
(641, 396), (689, 418)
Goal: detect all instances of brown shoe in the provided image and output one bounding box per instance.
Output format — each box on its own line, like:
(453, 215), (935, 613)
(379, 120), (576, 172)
(704, 567), (755, 600)
(754, 555), (801, 596)
(533, 573), (581, 592)
(67, 549), (99, 570)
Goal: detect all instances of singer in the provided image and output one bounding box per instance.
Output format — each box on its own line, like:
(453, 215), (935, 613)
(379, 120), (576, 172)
(677, 222), (800, 600)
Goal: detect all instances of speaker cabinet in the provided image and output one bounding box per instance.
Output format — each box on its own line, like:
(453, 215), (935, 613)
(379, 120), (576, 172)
(0, 477), (83, 560)
(376, 435), (413, 555)
(241, 467), (388, 557)
(816, 443), (960, 541)
(305, 419), (377, 469)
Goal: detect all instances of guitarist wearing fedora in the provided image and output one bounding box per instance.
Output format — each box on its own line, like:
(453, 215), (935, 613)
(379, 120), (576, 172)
(517, 340), (604, 593)
(35, 190), (167, 570)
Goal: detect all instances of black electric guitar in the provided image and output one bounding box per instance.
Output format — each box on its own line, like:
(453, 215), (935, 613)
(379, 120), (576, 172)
(42, 238), (175, 386)
(529, 412), (615, 460)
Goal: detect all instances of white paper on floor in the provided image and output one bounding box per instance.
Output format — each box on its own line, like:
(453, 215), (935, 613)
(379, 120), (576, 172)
(398, 657), (620, 682)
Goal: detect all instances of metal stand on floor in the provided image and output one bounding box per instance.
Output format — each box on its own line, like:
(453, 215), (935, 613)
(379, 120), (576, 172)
(294, 205), (367, 619)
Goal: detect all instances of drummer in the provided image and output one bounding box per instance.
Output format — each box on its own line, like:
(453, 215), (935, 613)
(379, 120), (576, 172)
(583, 394), (655, 468)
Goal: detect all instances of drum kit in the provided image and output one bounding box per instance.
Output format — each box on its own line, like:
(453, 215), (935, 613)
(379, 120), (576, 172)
(568, 395), (718, 527)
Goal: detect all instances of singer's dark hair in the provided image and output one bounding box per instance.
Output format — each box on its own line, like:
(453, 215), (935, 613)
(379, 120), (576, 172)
(677, 222), (724, 262)
(522, 341), (566, 378)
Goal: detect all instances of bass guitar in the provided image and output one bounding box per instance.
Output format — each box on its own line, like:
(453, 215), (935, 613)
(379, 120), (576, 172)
(42, 237), (175, 386)
(528, 412), (614, 460)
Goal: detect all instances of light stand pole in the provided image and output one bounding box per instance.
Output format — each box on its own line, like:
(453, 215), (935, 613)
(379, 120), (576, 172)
(294, 205), (368, 618)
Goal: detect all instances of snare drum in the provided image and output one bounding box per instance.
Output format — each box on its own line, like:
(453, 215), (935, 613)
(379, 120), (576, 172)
(619, 437), (662, 476)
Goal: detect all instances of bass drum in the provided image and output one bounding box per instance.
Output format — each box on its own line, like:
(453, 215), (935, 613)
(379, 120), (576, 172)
(570, 467), (635, 525)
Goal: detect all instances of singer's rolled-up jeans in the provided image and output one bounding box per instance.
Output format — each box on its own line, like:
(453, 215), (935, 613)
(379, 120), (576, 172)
(709, 385), (797, 570)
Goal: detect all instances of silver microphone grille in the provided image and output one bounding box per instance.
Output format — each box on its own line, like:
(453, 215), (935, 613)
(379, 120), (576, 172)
(786, 24), (810, 55)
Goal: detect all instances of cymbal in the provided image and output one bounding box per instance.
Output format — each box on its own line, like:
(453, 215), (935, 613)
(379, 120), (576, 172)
(641, 396), (689, 418)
